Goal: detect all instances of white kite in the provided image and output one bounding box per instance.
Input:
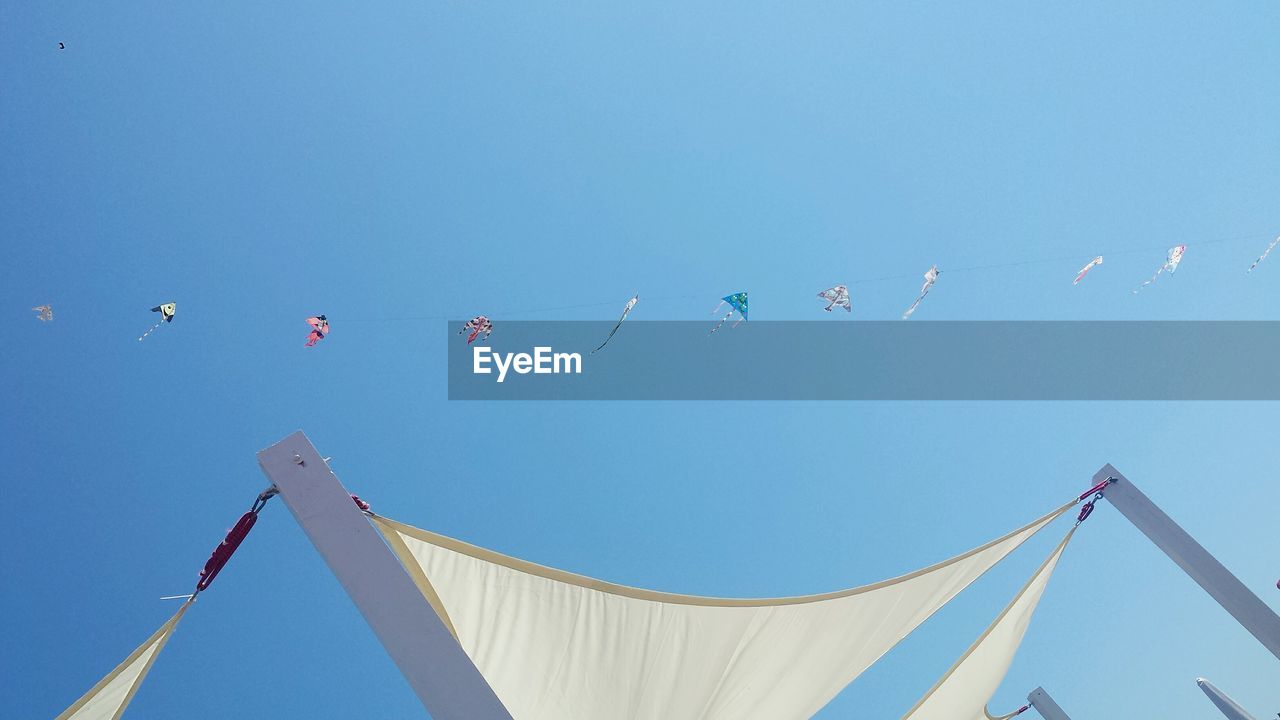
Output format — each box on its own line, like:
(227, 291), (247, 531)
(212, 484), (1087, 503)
(138, 302), (177, 341)
(1133, 245), (1185, 294)
(817, 285), (851, 313)
(902, 266), (939, 319)
(591, 294), (638, 354)
(1248, 235), (1280, 274)
(1073, 256), (1103, 285)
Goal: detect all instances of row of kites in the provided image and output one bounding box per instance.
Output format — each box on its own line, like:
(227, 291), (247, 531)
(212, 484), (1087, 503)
(27, 237), (1280, 353)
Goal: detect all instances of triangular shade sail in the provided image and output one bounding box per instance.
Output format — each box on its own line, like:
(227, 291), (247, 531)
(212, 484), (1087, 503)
(900, 528), (1074, 720)
(372, 501), (1073, 720)
(54, 600), (190, 720)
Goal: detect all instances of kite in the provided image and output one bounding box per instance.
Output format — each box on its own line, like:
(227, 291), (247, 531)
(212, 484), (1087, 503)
(902, 266), (938, 319)
(1133, 245), (1186, 294)
(817, 285), (851, 313)
(1248, 235), (1280, 274)
(58, 42), (65, 50)
(32, 305), (53, 322)
(138, 302), (176, 341)
(591, 294), (638, 354)
(305, 315), (329, 347)
(710, 292), (748, 334)
(1073, 256), (1103, 285)
(460, 315), (493, 344)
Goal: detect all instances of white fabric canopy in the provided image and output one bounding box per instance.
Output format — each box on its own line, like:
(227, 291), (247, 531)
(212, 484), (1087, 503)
(55, 600), (190, 720)
(900, 528), (1074, 720)
(373, 501), (1073, 720)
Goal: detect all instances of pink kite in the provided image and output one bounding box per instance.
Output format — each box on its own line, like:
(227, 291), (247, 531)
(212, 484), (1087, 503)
(305, 315), (329, 347)
(1073, 256), (1103, 285)
(460, 315), (493, 344)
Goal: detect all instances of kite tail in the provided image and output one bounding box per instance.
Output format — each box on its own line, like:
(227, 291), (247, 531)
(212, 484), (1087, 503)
(1132, 266), (1165, 294)
(591, 321), (624, 354)
(138, 321), (163, 341)
(709, 300), (726, 315)
(1248, 235), (1280, 273)
(709, 311), (733, 334)
(902, 290), (929, 320)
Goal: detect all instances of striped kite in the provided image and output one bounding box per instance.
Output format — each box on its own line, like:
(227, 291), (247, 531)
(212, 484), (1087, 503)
(1073, 256), (1103, 285)
(902, 266), (938, 319)
(710, 292), (748, 334)
(817, 285), (851, 313)
(461, 315), (493, 344)
(305, 315), (329, 347)
(1133, 245), (1185, 294)
(592, 294), (638, 354)
(139, 303), (176, 341)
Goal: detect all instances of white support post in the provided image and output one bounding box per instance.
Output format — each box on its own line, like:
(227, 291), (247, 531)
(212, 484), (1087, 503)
(1096, 464), (1280, 661)
(1028, 686), (1073, 720)
(1197, 678), (1257, 720)
(258, 431), (513, 720)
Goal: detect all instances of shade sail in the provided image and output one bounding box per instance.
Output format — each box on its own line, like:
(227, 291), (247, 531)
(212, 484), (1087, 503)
(372, 501), (1073, 720)
(900, 528), (1074, 720)
(54, 600), (191, 720)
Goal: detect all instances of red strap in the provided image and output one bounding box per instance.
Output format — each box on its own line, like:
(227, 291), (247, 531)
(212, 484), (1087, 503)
(1077, 477), (1113, 502)
(196, 511), (258, 592)
(350, 494), (370, 512)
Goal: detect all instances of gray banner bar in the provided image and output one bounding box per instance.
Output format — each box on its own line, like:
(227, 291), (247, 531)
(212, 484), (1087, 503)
(447, 321), (1280, 400)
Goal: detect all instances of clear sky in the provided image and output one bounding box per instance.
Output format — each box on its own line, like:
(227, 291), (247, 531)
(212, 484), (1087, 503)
(3, 1), (1278, 718)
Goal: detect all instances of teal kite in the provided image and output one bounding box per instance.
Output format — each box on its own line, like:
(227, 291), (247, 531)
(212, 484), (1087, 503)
(710, 292), (748, 334)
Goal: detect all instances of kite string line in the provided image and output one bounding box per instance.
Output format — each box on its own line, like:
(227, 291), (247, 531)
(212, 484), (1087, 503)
(233, 230), (1274, 327)
(274, 228), (1277, 325)
(338, 294), (703, 323)
(847, 229), (1275, 285)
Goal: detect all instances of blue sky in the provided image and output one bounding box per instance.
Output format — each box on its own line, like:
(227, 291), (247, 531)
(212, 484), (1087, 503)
(3, 1), (1279, 718)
